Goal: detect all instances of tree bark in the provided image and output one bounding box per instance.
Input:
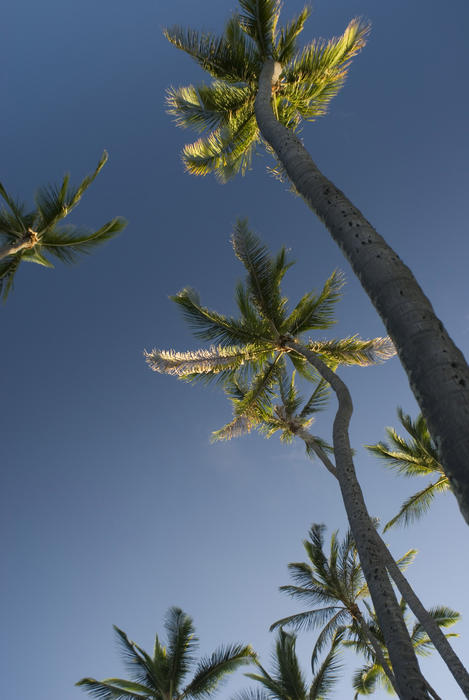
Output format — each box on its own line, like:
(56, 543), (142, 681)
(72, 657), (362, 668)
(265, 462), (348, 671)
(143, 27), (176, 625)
(255, 59), (469, 525)
(286, 340), (431, 699)
(297, 427), (469, 697)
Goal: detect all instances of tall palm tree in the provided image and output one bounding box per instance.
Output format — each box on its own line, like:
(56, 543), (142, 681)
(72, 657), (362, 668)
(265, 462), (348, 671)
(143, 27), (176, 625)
(367, 409), (451, 531)
(240, 627), (344, 700)
(146, 223), (435, 699)
(0, 151), (126, 299)
(347, 600), (459, 698)
(163, 0), (469, 525)
(229, 375), (469, 696)
(77, 606), (255, 700)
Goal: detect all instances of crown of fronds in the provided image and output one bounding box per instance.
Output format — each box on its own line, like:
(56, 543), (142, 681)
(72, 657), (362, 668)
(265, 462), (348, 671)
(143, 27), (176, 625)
(165, 2), (370, 181)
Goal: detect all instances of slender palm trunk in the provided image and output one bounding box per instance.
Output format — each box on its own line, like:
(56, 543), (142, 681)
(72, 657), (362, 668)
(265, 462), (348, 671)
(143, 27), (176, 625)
(299, 427), (469, 697)
(256, 60), (469, 525)
(355, 609), (398, 692)
(286, 340), (431, 699)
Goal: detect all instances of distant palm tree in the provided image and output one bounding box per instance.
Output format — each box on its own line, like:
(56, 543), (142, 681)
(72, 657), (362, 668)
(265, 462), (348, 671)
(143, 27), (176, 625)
(347, 600), (459, 698)
(145, 223), (436, 699)
(77, 606), (255, 700)
(231, 379), (469, 696)
(163, 0), (469, 527)
(367, 409), (451, 531)
(0, 151), (126, 299)
(240, 627), (344, 700)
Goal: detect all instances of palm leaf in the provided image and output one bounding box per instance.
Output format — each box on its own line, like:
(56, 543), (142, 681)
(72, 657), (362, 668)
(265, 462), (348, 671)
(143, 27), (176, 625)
(0, 254), (22, 300)
(309, 628), (344, 699)
(0, 184), (27, 232)
(238, 0), (281, 56)
(299, 379), (330, 418)
(182, 644), (255, 699)
(270, 606), (343, 634)
(167, 83), (252, 134)
(306, 336), (396, 367)
(144, 344), (267, 378)
(75, 678), (152, 700)
(283, 270), (344, 335)
(40, 217), (126, 263)
(275, 6), (310, 64)
(113, 626), (157, 688)
(383, 477), (450, 531)
(165, 608), (198, 692)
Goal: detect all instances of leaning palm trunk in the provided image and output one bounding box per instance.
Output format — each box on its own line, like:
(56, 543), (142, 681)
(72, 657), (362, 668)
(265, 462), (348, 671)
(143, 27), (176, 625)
(256, 60), (469, 525)
(298, 426), (469, 697)
(285, 340), (431, 700)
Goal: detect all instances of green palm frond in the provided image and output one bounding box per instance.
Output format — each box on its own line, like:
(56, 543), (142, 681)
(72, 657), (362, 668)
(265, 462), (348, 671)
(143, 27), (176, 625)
(183, 644), (255, 699)
(238, 0), (281, 57)
(35, 151), (108, 230)
(182, 116), (259, 182)
(270, 606), (344, 634)
(0, 184), (28, 233)
(0, 254), (22, 300)
(299, 378), (330, 418)
(167, 83), (253, 133)
(383, 477), (450, 532)
(274, 6), (310, 64)
(40, 217), (125, 263)
(309, 628), (345, 700)
(231, 219), (287, 328)
(283, 270), (344, 336)
(113, 626), (157, 688)
(306, 336), (396, 367)
(270, 630), (308, 700)
(352, 662), (382, 697)
(163, 26), (258, 83)
(165, 608), (198, 691)
(172, 287), (267, 345)
(75, 678), (153, 700)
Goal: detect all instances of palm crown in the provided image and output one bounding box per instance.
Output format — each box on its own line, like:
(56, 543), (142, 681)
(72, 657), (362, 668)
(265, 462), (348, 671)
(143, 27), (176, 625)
(367, 409), (451, 531)
(165, 1), (369, 181)
(77, 607), (255, 700)
(240, 626), (344, 700)
(145, 221), (395, 439)
(0, 151), (126, 299)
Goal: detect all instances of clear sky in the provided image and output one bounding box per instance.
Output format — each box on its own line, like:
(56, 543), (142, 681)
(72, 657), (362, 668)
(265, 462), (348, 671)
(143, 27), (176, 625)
(2, 1), (469, 698)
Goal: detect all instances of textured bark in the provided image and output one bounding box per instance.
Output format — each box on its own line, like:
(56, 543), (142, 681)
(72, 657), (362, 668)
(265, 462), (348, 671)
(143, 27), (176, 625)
(255, 60), (469, 524)
(287, 340), (431, 699)
(355, 609), (398, 692)
(300, 428), (469, 697)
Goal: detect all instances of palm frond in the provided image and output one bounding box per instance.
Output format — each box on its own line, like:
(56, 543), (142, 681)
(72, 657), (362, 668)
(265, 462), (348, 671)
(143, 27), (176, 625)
(383, 477), (450, 532)
(172, 287), (267, 344)
(165, 608), (198, 691)
(0, 254), (22, 301)
(35, 151), (108, 229)
(166, 83), (253, 134)
(309, 628), (344, 699)
(144, 344), (267, 378)
(40, 217), (126, 263)
(270, 606), (342, 634)
(212, 414), (256, 442)
(75, 678), (152, 700)
(231, 219), (286, 328)
(183, 644), (255, 699)
(351, 663), (382, 697)
(310, 612), (350, 672)
(238, 0), (281, 57)
(269, 630), (307, 700)
(283, 270), (344, 336)
(275, 6), (310, 64)
(113, 627), (156, 688)
(0, 184), (27, 232)
(300, 378), (330, 418)
(306, 336), (396, 367)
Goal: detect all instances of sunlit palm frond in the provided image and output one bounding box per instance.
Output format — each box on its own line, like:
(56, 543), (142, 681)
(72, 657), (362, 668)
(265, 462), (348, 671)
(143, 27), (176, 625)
(232, 219), (287, 328)
(164, 26), (257, 83)
(183, 644), (255, 699)
(166, 83), (253, 134)
(274, 6), (310, 64)
(144, 344), (267, 378)
(383, 477), (450, 532)
(238, 0), (282, 57)
(35, 151), (108, 230)
(306, 336), (395, 367)
(351, 662), (382, 697)
(182, 116), (259, 182)
(40, 217), (125, 263)
(283, 270), (344, 336)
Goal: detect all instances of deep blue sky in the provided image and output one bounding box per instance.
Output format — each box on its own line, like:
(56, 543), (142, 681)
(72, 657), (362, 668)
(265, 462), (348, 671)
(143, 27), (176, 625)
(2, 1), (469, 698)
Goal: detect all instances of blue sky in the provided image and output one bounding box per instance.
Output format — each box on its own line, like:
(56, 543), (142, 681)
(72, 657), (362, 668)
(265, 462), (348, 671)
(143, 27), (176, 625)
(2, 1), (469, 698)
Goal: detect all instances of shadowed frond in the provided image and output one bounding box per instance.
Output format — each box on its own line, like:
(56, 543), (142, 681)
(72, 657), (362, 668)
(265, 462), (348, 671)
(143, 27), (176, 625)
(0, 255), (22, 300)
(183, 644), (255, 699)
(283, 270), (345, 335)
(40, 217), (125, 263)
(299, 379), (330, 418)
(310, 628), (345, 699)
(238, 0), (281, 57)
(75, 679), (153, 700)
(165, 608), (198, 691)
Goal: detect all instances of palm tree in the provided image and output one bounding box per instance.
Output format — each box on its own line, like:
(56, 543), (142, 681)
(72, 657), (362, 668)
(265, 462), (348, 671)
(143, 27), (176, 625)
(229, 376), (469, 696)
(77, 606), (255, 700)
(146, 223), (435, 699)
(163, 0), (469, 525)
(367, 409), (451, 531)
(239, 627), (344, 700)
(347, 600), (459, 698)
(0, 151), (126, 299)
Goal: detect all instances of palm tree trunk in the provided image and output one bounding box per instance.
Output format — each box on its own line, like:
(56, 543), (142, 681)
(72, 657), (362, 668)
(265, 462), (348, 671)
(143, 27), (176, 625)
(255, 59), (469, 525)
(0, 239), (31, 260)
(286, 340), (431, 699)
(355, 610), (398, 693)
(297, 427), (469, 697)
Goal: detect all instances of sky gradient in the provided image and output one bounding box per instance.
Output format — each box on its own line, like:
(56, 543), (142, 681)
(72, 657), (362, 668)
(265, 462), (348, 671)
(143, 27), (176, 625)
(2, 1), (469, 698)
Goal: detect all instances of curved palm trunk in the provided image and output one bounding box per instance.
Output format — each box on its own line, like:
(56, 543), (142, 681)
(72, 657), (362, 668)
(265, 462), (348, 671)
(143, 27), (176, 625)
(287, 341), (431, 699)
(256, 60), (469, 525)
(299, 428), (469, 697)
